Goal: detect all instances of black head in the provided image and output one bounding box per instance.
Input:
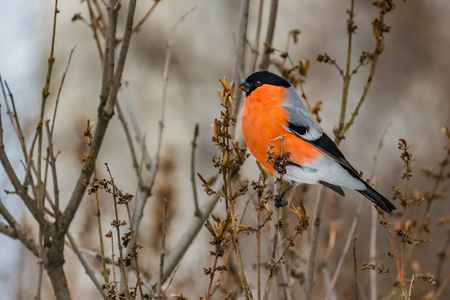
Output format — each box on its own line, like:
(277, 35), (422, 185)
(239, 71), (291, 96)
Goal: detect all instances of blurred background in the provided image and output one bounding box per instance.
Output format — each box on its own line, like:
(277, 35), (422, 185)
(0, 0), (449, 299)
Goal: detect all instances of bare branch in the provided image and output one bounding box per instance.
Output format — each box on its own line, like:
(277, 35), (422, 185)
(66, 231), (106, 297)
(232, 0), (250, 116)
(190, 123), (201, 217)
(260, 0), (279, 70)
(63, 0), (137, 231)
(0, 200), (39, 257)
(156, 199), (168, 299)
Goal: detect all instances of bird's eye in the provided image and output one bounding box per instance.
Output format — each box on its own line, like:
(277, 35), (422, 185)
(255, 80), (262, 87)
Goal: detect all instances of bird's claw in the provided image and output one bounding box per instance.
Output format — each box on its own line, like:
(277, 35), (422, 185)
(274, 195), (288, 208)
(274, 157), (287, 174)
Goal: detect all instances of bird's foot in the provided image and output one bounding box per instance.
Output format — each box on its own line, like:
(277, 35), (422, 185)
(274, 195), (288, 208)
(274, 157), (287, 174)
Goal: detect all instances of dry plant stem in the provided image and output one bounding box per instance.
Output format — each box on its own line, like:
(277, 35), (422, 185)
(353, 236), (359, 300)
(257, 195), (262, 300)
(305, 0), (356, 292)
(226, 169), (253, 299)
(0, 128), (49, 228)
(382, 214), (407, 298)
(1, 80), (37, 195)
(51, 46), (76, 136)
(132, 0), (161, 34)
(37, 0), (59, 219)
(260, 0), (279, 70)
(94, 174), (109, 284)
(305, 185), (326, 299)
(369, 208), (378, 300)
(0, 79), (27, 159)
(107, 166), (130, 296)
(340, 53), (379, 137)
(324, 201), (362, 300)
(337, 0), (355, 136)
(156, 199), (168, 299)
(86, 0), (104, 62)
(263, 211), (280, 300)
(64, 0), (136, 230)
(190, 123), (201, 217)
(146, 167), (241, 287)
(146, 194), (219, 286)
(66, 232), (106, 297)
(435, 231), (450, 285)
(250, 0), (264, 73)
(110, 234), (118, 293)
(232, 0), (250, 115)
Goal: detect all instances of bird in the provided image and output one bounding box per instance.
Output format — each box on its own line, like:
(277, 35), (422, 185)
(239, 71), (396, 213)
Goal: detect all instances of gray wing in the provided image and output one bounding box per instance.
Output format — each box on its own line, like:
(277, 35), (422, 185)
(282, 87), (323, 141)
(282, 87), (358, 174)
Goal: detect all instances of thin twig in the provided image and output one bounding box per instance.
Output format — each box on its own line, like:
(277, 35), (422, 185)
(132, 0), (162, 34)
(44, 121), (60, 223)
(0, 199), (39, 257)
(324, 202), (362, 300)
(250, 0), (264, 73)
(156, 198), (168, 299)
(66, 231), (106, 297)
(353, 235), (359, 300)
(232, 0), (250, 116)
(50, 46), (76, 136)
(116, 100), (143, 185)
(131, 6), (196, 240)
(190, 123), (201, 217)
(63, 0), (137, 231)
(260, 0), (279, 70)
(106, 164), (130, 296)
(263, 211), (280, 300)
(382, 213), (407, 298)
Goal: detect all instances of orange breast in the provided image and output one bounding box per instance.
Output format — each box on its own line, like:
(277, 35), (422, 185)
(241, 85), (322, 176)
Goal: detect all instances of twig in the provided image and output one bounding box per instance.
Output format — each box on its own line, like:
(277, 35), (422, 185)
(232, 0), (250, 116)
(44, 121), (60, 223)
(305, 185), (326, 300)
(120, 82), (152, 171)
(190, 123), (201, 217)
(156, 199), (168, 299)
(0, 123), (49, 229)
(116, 99), (143, 185)
(1, 79), (27, 159)
(0, 199), (39, 257)
(324, 201), (362, 300)
(106, 164), (130, 296)
(66, 231), (106, 297)
(250, 0), (264, 73)
(50, 46), (76, 136)
(131, 6), (195, 241)
(63, 0), (137, 231)
(382, 213), (407, 298)
(146, 167), (240, 287)
(132, 0), (162, 34)
(335, 0), (356, 140)
(260, 0), (279, 70)
(86, 0), (104, 62)
(263, 211), (280, 300)
(353, 235), (359, 300)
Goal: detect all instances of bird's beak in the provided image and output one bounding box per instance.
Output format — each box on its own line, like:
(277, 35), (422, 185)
(239, 80), (250, 93)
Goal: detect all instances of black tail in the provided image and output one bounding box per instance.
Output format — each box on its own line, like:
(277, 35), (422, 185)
(357, 182), (396, 213)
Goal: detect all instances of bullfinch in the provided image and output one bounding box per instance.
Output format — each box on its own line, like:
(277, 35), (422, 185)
(239, 71), (396, 213)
